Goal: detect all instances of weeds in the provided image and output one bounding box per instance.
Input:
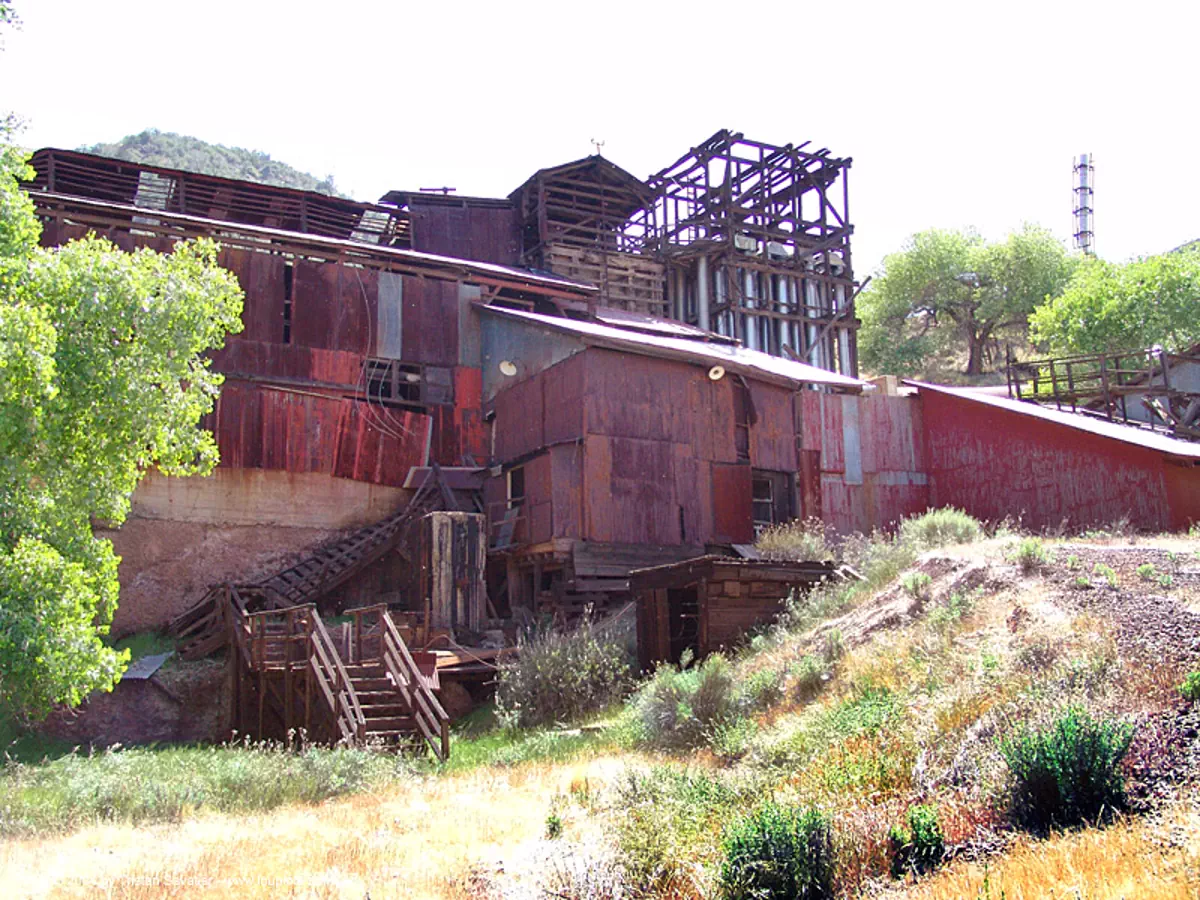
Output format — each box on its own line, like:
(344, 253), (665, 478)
(889, 803), (946, 877)
(1092, 563), (1119, 588)
(758, 517), (833, 562)
(719, 802), (834, 900)
(624, 652), (738, 750)
(1179, 671), (1200, 703)
(1137, 563), (1156, 581)
(1009, 538), (1052, 574)
(0, 740), (412, 835)
(496, 617), (633, 729)
(899, 508), (982, 549)
(1000, 706), (1135, 833)
(903, 571), (934, 601)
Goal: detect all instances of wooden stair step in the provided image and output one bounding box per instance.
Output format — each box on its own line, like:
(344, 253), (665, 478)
(363, 716), (416, 732)
(350, 677), (393, 692)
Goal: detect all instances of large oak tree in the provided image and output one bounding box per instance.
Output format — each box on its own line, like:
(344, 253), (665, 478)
(858, 225), (1076, 377)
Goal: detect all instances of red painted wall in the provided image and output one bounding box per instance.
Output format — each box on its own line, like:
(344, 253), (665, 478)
(920, 389), (1176, 531)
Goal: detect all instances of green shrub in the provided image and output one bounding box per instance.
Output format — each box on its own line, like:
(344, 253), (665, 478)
(496, 618), (633, 729)
(1092, 563), (1119, 588)
(926, 592), (974, 633)
(1136, 563), (1156, 581)
(889, 803), (945, 877)
(1179, 671), (1200, 703)
(738, 666), (787, 714)
(1000, 706), (1135, 833)
(1009, 538), (1052, 574)
(626, 652), (738, 749)
(792, 654), (827, 703)
(719, 802), (834, 900)
(757, 517), (832, 562)
(545, 811), (563, 839)
(899, 508), (982, 549)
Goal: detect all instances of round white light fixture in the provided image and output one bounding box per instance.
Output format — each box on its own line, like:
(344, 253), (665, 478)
(499, 360), (518, 377)
(708, 365), (726, 381)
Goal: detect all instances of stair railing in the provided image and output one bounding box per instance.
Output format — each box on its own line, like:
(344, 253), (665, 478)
(308, 608), (367, 746)
(347, 603), (450, 761)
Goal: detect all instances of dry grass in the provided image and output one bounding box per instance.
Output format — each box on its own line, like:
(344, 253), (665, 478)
(0, 755), (638, 900)
(896, 804), (1200, 899)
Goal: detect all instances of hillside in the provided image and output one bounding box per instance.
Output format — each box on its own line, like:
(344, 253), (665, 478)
(78, 130), (346, 197)
(3, 515), (1200, 898)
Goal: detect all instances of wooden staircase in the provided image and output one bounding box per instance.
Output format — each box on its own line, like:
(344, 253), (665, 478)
(170, 465), (454, 662)
(227, 595), (450, 759)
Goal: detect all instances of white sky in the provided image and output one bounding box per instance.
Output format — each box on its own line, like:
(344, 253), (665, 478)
(2, 0), (1197, 275)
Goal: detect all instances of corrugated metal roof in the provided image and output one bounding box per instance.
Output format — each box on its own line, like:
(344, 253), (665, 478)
(591, 306), (738, 344)
(482, 306), (866, 391)
(908, 381), (1200, 458)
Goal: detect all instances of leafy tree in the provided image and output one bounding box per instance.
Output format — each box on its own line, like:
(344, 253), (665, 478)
(859, 225), (1076, 377)
(1029, 247), (1200, 355)
(0, 144), (244, 717)
(80, 130), (346, 198)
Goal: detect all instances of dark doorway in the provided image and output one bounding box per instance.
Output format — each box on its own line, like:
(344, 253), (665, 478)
(667, 585), (700, 662)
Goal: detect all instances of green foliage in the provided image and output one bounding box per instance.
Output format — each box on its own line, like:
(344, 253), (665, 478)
(1179, 671), (1200, 703)
(1009, 537), (1052, 574)
(545, 811), (564, 840)
(926, 591), (975, 633)
(80, 130), (346, 197)
(899, 507), (983, 549)
(1136, 563), (1156, 581)
(0, 742), (411, 835)
(625, 652), (739, 750)
(889, 803), (946, 877)
(495, 620), (632, 729)
(1092, 563), (1119, 588)
(902, 571), (933, 600)
(859, 225), (1075, 376)
(757, 517), (832, 562)
(0, 145), (243, 718)
(792, 654), (827, 703)
(1000, 706), (1135, 833)
(718, 803), (834, 900)
(1029, 247), (1200, 355)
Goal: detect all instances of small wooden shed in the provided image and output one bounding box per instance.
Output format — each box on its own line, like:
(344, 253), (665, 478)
(629, 556), (835, 669)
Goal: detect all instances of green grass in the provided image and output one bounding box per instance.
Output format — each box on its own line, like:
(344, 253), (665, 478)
(107, 630), (176, 661)
(0, 741), (413, 836)
(438, 704), (620, 773)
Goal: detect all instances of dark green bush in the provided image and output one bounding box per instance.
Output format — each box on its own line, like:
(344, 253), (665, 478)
(888, 803), (945, 877)
(495, 619), (633, 729)
(1000, 706), (1135, 833)
(719, 802), (834, 900)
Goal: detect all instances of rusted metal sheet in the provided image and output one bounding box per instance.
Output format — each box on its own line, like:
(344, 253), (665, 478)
(543, 353), (586, 445)
(674, 443), (712, 544)
(493, 374), (544, 461)
(820, 393), (845, 474)
(292, 260), (376, 355)
(920, 387), (1171, 531)
(747, 381), (797, 472)
(550, 443), (583, 539)
(526, 453), (554, 544)
(407, 199), (521, 266)
(331, 400), (431, 487)
(402, 277), (458, 366)
(584, 435), (678, 544)
(217, 247), (284, 344)
(860, 395), (925, 474)
(712, 462), (753, 543)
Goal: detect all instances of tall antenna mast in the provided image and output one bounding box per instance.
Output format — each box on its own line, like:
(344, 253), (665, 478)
(1073, 153), (1094, 256)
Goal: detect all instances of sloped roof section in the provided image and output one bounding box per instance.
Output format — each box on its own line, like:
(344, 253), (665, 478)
(482, 306), (865, 391)
(908, 381), (1200, 459)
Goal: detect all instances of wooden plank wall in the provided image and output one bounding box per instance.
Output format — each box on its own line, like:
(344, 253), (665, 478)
(409, 200), (521, 266)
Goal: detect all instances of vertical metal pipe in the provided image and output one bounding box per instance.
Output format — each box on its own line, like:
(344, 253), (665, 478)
(697, 255), (710, 332)
(836, 283), (852, 375)
(714, 264), (727, 335)
(744, 268), (757, 351)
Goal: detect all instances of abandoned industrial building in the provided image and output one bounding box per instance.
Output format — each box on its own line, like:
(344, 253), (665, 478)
(23, 131), (1200, 754)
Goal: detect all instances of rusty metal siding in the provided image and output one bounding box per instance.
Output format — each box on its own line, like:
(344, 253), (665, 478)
(748, 382), (797, 472)
(494, 375), (544, 461)
(921, 388), (1170, 531)
(712, 463), (754, 543)
(544, 353), (586, 445)
(526, 453), (554, 544)
(401, 276), (458, 366)
(409, 201), (521, 266)
(331, 400), (431, 487)
(585, 435), (679, 544)
(551, 443), (584, 539)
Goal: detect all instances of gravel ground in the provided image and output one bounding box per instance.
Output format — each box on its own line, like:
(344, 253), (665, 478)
(1044, 544), (1200, 671)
